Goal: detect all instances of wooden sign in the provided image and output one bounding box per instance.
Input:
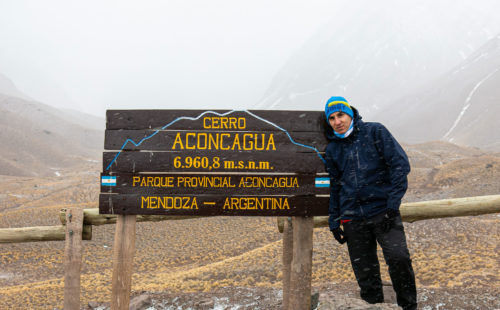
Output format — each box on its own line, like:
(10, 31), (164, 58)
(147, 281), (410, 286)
(99, 109), (330, 216)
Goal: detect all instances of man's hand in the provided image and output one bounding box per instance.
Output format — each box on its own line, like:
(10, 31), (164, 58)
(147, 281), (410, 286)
(331, 227), (347, 244)
(380, 209), (400, 233)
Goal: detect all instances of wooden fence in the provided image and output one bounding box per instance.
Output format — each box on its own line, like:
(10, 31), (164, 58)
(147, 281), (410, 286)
(1, 194), (500, 309)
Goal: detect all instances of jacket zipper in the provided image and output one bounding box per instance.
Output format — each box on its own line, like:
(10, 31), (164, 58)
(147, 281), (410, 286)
(355, 143), (365, 217)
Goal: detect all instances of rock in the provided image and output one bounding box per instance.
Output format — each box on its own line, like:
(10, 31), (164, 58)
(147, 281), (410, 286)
(129, 294), (153, 310)
(86, 301), (109, 310)
(382, 281), (397, 304)
(195, 298), (214, 309)
(317, 295), (400, 310)
(87, 301), (100, 309)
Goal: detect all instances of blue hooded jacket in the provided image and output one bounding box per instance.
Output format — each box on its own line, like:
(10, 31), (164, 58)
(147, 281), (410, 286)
(324, 107), (410, 230)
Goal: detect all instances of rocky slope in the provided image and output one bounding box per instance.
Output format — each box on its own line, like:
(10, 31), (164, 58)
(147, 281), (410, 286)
(0, 93), (103, 177)
(382, 34), (500, 150)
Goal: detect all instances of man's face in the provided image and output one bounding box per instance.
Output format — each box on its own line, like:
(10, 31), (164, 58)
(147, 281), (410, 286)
(328, 111), (352, 134)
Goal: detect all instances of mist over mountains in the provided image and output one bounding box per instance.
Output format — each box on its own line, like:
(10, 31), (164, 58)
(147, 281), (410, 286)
(382, 34), (500, 150)
(0, 73), (103, 176)
(254, 1), (500, 150)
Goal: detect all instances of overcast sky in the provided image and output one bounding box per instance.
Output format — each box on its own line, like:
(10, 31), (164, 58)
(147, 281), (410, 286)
(0, 0), (342, 117)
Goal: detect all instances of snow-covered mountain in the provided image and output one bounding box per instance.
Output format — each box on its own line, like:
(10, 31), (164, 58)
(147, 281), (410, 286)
(254, 1), (500, 119)
(381, 33), (500, 150)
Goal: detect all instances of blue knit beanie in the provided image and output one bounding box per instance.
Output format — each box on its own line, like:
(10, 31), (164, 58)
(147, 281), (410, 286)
(324, 96), (353, 119)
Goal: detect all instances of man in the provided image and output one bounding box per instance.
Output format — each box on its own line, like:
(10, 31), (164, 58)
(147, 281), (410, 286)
(323, 96), (417, 310)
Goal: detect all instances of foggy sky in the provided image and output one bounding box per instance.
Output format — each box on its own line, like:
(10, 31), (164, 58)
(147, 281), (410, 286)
(0, 0), (339, 117)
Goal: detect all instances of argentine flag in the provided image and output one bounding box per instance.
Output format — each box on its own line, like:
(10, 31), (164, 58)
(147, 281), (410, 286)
(101, 176), (117, 186)
(315, 177), (330, 188)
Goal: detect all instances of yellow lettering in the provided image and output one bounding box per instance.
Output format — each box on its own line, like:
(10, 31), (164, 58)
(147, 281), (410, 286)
(220, 117), (228, 129)
(229, 118), (237, 129)
(197, 133), (207, 150)
(254, 133), (265, 150)
(238, 118), (246, 129)
(172, 133), (184, 150)
(283, 198), (290, 209)
(133, 176), (140, 186)
(231, 198), (239, 209)
(232, 134), (241, 150)
(266, 134), (276, 150)
(170, 132), (275, 151)
(141, 196), (149, 208)
(203, 117), (211, 128)
(150, 196), (158, 208)
(221, 133), (230, 150)
(243, 133), (253, 150)
(186, 133), (196, 150)
(223, 198), (231, 209)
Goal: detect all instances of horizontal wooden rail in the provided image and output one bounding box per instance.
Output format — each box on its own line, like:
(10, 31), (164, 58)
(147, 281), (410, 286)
(0, 210), (202, 244)
(277, 194), (500, 232)
(0, 225), (92, 243)
(59, 208), (202, 226)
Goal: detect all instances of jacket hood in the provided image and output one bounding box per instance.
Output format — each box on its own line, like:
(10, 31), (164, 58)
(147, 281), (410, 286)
(324, 106), (362, 141)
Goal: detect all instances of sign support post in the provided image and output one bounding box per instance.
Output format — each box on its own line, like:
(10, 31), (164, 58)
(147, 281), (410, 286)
(289, 216), (314, 310)
(111, 215), (137, 310)
(282, 217), (293, 310)
(64, 208), (84, 310)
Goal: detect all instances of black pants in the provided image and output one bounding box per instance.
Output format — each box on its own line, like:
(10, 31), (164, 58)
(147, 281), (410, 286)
(343, 212), (417, 310)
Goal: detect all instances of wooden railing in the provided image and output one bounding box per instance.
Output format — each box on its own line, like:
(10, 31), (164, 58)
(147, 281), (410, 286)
(277, 194), (500, 232)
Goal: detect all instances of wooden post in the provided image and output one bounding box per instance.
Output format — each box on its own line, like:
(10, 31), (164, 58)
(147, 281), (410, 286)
(282, 217), (293, 310)
(111, 215), (137, 310)
(64, 208), (84, 310)
(289, 216), (314, 310)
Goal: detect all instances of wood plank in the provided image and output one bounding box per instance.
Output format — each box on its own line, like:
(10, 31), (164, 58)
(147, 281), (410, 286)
(111, 215), (136, 310)
(99, 194), (329, 216)
(104, 129), (328, 152)
(103, 151), (326, 173)
(106, 109), (325, 131)
(100, 173), (330, 195)
(289, 216), (314, 310)
(64, 208), (84, 310)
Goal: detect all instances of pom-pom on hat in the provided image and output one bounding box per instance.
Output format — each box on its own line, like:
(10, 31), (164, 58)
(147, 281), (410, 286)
(325, 96), (353, 119)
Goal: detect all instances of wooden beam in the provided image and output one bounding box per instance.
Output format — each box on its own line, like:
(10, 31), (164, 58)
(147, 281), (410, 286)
(99, 194), (329, 216)
(106, 109), (324, 131)
(277, 194), (500, 232)
(64, 208), (84, 310)
(103, 151), (325, 174)
(111, 215), (136, 310)
(288, 216), (314, 310)
(60, 208), (203, 226)
(0, 225), (91, 243)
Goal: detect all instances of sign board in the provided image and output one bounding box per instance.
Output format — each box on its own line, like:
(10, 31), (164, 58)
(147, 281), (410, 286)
(99, 110), (330, 216)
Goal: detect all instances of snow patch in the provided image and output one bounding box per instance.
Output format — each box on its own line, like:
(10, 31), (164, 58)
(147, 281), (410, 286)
(443, 68), (500, 140)
(459, 50), (467, 60)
